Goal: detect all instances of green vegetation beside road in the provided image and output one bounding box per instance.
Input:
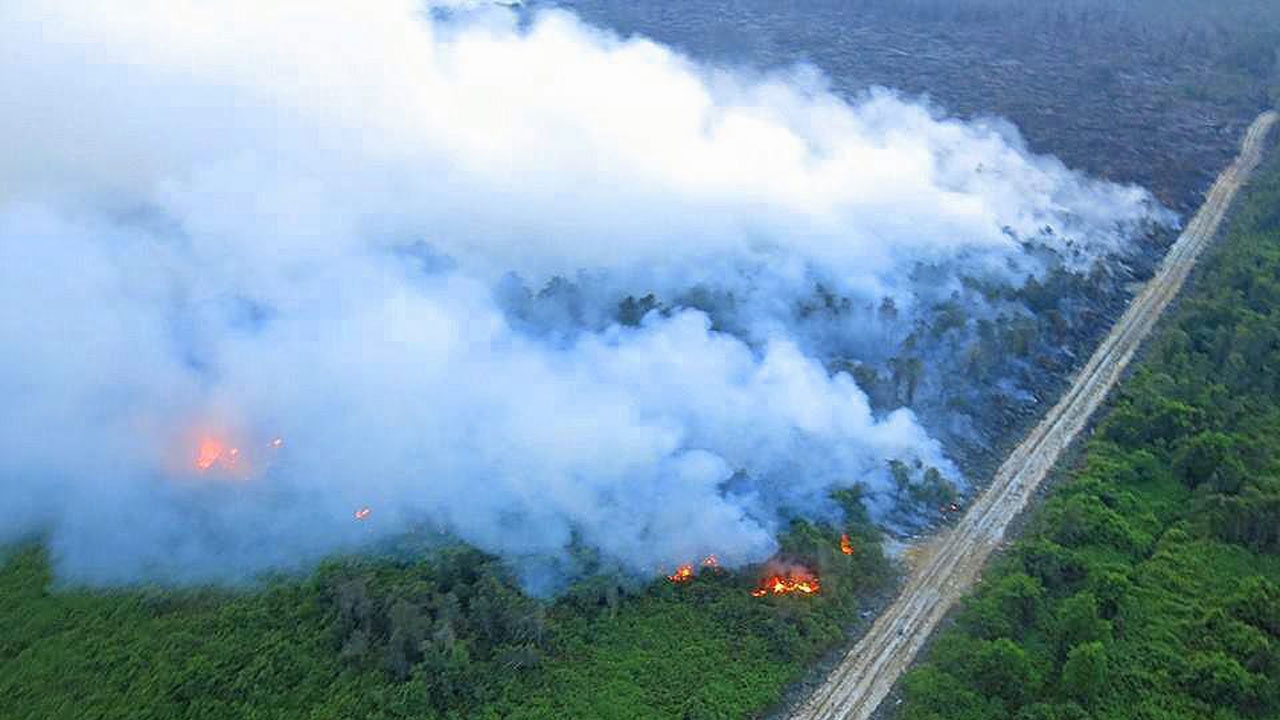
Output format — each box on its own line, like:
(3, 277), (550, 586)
(902, 139), (1280, 719)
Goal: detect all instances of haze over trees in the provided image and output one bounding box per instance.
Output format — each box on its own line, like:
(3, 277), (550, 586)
(0, 0), (1168, 588)
(2, 2), (1279, 719)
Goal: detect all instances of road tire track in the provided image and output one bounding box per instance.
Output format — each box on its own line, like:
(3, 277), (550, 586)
(791, 109), (1279, 720)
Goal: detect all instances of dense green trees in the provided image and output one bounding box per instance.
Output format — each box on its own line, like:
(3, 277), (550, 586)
(1060, 641), (1106, 704)
(0, 507), (892, 719)
(901, 143), (1280, 718)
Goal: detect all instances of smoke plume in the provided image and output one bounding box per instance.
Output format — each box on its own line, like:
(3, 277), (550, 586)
(0, 0), (1167, 589)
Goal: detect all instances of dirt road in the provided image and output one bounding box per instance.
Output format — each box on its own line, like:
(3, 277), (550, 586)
(792, 109), (1279, 720)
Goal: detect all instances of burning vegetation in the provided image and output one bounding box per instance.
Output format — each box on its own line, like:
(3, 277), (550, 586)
(190, 432), (286, 479)
(665, 554), (823, 598)
(750, 563), (821, 598)
(194, 438), (233, 472)
(667, 555), (720, 583)
(840, 533), (855, 555)
(667, 564), (694, 583)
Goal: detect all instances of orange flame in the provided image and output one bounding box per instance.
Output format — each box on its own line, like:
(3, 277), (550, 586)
(187, 429), (280, 478)
(354, 507), (372, 521)
(750, 567), (821, 597)
(195, 438), (225, 471)
(701, 554), (719, 568)
(840, 533), (855, 555)
(667, 564), (694, 583)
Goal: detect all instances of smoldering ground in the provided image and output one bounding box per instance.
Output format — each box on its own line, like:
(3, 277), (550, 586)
(0, 0), (1169, 590)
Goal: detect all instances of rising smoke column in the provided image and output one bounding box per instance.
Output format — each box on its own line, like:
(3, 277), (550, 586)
(0, 0), (1168, 588)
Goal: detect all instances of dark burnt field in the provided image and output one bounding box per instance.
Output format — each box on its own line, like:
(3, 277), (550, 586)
(548, 0), (1279, 214)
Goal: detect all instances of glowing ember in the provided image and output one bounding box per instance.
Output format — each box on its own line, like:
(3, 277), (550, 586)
(840, 533), (855, 555)
(750, 567), (821, 597)
(354, 507), (372, 521)
(194, 439), (225, 471)
(667, 564), (694, 583)
(701, 554), (719, 568)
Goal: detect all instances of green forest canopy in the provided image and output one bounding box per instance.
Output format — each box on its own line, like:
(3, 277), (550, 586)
(1, 489), (894, 719)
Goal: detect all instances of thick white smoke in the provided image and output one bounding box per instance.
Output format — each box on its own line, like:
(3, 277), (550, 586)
(0, 0), (1166, 588)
